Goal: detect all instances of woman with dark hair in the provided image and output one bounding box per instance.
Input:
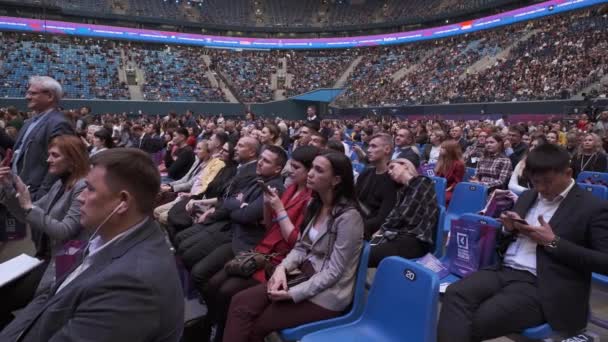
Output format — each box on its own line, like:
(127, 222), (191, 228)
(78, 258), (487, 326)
(223, 152), (364, 342)
(91, 128), (114, 156)
(259, 123), (283, 147)
(0, 135), (89, 327)
(199, 146), (320, 342)
(471, 133), (512, 191)
(435, 139), (465, 204)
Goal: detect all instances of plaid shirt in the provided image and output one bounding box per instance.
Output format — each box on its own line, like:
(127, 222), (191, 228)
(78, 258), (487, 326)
(380, 176), (439, 246)
(475, 153), (512, 190)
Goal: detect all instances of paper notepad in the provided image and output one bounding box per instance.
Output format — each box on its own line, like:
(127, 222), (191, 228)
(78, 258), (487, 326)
(0, 253), (44, 287)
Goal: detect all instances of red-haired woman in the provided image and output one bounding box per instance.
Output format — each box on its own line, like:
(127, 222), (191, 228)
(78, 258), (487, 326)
(435, 139), (465, 205)
(0, 135), (90, 328)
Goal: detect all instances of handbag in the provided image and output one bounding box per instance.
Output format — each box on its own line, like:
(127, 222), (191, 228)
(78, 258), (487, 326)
(224, 251), (274, 278)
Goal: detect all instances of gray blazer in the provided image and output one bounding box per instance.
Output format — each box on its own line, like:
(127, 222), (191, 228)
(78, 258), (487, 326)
(12, 110), (75, 200)
(281, 204), (364, 312)
(0, 218), (184, 342)
(0, 178), (86, 256)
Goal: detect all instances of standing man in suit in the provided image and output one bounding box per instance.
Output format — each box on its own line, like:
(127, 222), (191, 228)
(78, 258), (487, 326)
(12, 76), (74, 200)
(0, 148), (184, 341)
(438, 143), (608, 341)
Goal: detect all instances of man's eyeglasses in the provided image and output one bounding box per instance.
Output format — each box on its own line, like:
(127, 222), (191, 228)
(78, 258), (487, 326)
(25, 90), (50, 96)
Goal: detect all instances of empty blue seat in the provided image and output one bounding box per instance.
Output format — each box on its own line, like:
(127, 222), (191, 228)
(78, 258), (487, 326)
(442, 182), (488, 232)
(464, 167), (476, 182)
(430, 176), (447, 207)
(576, 171), (608, 186)
(301, 257), (439, 342)
(280, 243), (371, 341)
(578, 182), (608, 200)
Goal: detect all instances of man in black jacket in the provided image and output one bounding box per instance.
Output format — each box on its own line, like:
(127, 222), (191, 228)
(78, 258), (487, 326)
(507, 124), (528, 170)
(438, 144), (608, 341)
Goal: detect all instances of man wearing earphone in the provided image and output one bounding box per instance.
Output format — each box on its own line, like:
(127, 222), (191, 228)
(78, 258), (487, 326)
(1, 148), (184, 342)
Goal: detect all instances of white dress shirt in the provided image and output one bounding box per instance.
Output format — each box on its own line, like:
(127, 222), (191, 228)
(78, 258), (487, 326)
(503, 179), (575, 275)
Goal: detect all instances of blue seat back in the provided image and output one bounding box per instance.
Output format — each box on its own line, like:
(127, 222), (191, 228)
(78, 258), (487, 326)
(576, 171), (608, 186)
(433, 206), (446, 258)
(430, 176), (447, 207)
(464, 167), (476, 182)
(578, 182), (608, 200)
(363, 257), (439, 342)
(447, 182), (488, 216)
(279, 243), (371, 341)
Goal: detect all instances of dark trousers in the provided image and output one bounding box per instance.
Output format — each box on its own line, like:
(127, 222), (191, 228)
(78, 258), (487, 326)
(175, 221), (231, 269)
(438, 267), (545, 342)
(369, 235), (429, 268)
(223, 283), (340, 342)
(200, 269), (260, 342)
(191, 243), (235, 295)
(0, 261), (48, 329)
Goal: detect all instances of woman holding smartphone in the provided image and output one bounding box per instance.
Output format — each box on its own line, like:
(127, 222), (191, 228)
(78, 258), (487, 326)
(0, 135), (89, 328)
(199, 146), (319, 342)
(222, 152), (364, 342)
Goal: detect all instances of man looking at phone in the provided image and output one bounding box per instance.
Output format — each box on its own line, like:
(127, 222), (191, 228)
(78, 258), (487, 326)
(438, 143), (608, 341)
(13, 76), (74, 200)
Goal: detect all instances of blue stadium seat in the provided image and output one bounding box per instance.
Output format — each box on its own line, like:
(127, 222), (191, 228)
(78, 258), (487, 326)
(280, 243), (371, 341)
(464, 167), (476, 182)
(578, 182), (608, 200)
(301, 257), (439, 342)
(442, 182), (488, 232)
(576, 171), (608, 186)
(430, 176), (447, 207)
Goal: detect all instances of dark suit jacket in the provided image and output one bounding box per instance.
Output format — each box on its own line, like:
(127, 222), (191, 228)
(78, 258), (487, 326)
(222, 174), (284, 253)
(12, 110), (74, 200)
(0, 218), (184, 342)
(496, 186), (608, 332)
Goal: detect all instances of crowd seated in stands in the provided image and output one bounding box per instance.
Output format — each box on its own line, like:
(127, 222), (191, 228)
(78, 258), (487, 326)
(6, 0), (519, 28)
(2, 11), (608, 335)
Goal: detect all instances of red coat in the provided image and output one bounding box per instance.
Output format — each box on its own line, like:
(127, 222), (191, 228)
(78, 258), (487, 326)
(252, 184), (312, 283)
(436, 160), (465, 205)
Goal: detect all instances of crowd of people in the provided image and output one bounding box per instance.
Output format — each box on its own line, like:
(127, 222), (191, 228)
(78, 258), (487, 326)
(11, 0), (517, 28)
(1, 6), (606, 105)
(0, 75), (606, 342)
(0, 33), (130, 100)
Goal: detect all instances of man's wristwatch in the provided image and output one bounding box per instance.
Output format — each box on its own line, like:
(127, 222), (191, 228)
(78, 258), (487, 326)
(545, 235), (560, 249)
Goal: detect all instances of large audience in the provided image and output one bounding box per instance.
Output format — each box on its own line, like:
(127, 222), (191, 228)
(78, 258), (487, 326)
(0, 72), (607, 342)
(0, 6), (606, 105)
(5, 0), (518, 27)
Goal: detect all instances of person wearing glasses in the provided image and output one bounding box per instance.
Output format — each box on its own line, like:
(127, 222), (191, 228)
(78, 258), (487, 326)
(12, 76), (75, 200)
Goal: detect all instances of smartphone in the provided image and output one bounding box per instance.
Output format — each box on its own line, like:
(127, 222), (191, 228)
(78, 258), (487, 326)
(512, 218), (529, 225)
(257, 180), (271, 194)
